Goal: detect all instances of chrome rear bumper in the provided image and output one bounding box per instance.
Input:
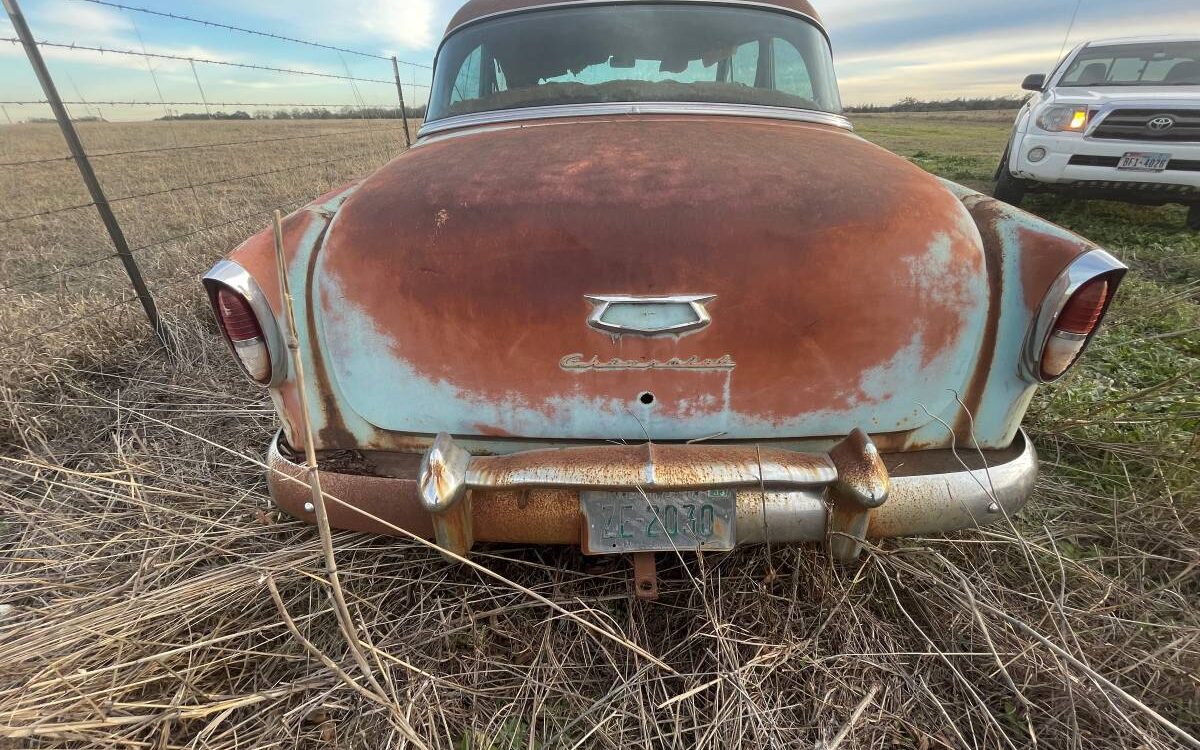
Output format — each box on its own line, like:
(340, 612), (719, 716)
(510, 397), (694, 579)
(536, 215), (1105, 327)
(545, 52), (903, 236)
(266, 429), (1037, 561)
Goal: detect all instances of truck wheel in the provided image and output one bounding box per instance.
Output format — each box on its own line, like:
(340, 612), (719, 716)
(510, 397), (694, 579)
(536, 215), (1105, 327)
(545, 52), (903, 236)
(993, 152), (1026, 207)
(1188, 205), (1200, 231)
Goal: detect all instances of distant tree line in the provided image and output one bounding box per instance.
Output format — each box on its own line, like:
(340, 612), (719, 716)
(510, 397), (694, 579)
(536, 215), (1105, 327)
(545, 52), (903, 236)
(157, 105), (426, 122)
(845, 95), (1029, 113)
(28, 116), (105, 123)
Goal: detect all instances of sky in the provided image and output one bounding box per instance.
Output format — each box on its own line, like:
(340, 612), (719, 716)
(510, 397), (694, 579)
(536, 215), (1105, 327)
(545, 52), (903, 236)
(2, 0), (1199, 122)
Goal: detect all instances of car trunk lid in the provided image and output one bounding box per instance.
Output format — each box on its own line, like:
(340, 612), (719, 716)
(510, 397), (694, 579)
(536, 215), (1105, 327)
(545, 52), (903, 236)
(313, 116), (990, 442)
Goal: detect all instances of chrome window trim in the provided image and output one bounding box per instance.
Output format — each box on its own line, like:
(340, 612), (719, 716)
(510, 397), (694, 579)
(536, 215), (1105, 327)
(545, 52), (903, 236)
(418, 102), (852, 139)
(202, 259), (288, 387)
(1020, 247), (1127, 383)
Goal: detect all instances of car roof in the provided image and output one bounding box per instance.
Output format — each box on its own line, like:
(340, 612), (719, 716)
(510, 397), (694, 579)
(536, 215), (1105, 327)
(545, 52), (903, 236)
(445, 0), (823, 37)
(1083, 35), (1200, 48)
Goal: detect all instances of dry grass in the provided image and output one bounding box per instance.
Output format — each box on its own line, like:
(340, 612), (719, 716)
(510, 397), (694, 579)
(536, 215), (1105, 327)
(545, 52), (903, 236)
(0, 113), (1197, 749)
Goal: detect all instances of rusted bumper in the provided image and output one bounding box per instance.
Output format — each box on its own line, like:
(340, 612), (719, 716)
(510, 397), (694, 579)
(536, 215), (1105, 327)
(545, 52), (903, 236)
(266, 429), (1037, 561)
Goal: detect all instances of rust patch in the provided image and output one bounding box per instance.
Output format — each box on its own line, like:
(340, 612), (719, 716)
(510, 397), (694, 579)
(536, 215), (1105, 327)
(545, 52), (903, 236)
(320, 116), (985, 434)
(476, 489), (581, 543)
(953, 197), (1005, 440)
(304, 221), (358, 449)
(466, 441), (837, 489)
(632, 552), (659, 600)
(1018, 225), (1092, 311)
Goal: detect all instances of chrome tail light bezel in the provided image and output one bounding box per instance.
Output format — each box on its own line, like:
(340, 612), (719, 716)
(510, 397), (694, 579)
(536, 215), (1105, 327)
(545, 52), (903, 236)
(1021, 248), (1127, 384)
(202, 259), (287, 387)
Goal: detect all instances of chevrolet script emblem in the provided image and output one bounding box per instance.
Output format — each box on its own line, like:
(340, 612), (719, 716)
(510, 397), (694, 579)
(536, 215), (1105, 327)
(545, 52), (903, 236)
(584, 294), (715, 337)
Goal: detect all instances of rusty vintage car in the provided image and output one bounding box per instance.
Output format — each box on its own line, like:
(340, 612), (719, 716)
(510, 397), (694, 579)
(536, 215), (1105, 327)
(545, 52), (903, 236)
(204, 0), (1126, 590)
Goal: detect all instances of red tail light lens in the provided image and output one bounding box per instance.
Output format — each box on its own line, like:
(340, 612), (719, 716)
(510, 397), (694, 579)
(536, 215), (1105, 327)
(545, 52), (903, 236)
(1040, 278), (1111, 380)
(1055, 278), (1109, 335)
(213, 288), (271, 383)
(217, 289), (263, 342)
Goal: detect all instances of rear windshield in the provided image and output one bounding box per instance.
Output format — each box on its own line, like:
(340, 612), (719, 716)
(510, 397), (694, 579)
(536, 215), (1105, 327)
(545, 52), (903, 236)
(426, 4), (841, 121)
(1059, 41), (1200, 87)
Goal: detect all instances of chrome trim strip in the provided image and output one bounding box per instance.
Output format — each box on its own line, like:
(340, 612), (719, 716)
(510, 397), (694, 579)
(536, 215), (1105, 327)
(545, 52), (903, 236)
(442, 0), (828, 44)
(202, 259), (287, 387)
(584, 293), (715, 336)
(452, 439), (840, 492)
(418, 102), (852, 139)
(1020, 248), (1127, 383)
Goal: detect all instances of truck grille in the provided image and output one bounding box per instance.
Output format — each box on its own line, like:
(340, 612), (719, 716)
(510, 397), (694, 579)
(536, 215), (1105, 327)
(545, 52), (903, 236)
(1091, 109), (1200, 142)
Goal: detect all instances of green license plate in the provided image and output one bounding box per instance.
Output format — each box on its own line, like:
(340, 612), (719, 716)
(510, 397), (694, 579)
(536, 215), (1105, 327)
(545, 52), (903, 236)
(580, 489), (737, 554)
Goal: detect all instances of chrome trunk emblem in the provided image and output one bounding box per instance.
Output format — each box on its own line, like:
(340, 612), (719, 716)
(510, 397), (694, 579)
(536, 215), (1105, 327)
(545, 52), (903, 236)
(584, 294), (715, 337)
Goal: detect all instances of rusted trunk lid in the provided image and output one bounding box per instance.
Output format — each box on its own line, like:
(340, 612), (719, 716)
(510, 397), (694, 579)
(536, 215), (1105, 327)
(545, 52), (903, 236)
(315, 116), (989, 442)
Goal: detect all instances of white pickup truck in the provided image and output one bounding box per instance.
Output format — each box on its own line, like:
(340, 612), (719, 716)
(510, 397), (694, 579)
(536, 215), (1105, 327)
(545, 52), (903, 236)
(995, 36), (1199, 230)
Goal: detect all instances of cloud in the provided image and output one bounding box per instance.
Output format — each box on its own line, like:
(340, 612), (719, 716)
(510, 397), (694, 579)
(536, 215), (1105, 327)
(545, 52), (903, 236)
(206, 0), (443, 55)
(37, 3), (133, 38)
(0, 40), (239, 76)
(829, 3), (1200, 104)
(0, 3), (240, 76)
(357, 0), (439, 50)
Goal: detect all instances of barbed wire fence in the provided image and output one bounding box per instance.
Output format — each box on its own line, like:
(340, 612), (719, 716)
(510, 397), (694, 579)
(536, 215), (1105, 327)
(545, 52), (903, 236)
(0, 0), (429, 357)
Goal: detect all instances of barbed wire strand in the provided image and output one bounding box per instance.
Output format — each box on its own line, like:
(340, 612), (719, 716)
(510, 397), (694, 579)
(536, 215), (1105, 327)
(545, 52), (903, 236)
(1, 196), (319, 292)
(0, 274), (197, 353)
(0, 145), (393, 224)
(1, 253), (120, 292)
(0, 37), (396, 85)
(77, 0), (430, 69)
(0, 201), (97, 225)
(129, 13), (212, 229)
(108, 145), (396, 205)
(0, 124), (406, 167)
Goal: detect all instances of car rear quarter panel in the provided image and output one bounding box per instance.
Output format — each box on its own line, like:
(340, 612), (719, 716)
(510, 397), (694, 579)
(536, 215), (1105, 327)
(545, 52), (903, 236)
(935, 179), (1099, 448)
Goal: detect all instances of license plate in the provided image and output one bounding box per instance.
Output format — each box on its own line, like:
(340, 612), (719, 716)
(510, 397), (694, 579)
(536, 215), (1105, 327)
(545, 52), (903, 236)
(581, 489), (737, 554)
(1117, 152), (1171, 172)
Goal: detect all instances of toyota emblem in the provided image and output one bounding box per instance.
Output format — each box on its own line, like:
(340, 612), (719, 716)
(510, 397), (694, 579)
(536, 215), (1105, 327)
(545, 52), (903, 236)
(1147, 115), (1177, 132)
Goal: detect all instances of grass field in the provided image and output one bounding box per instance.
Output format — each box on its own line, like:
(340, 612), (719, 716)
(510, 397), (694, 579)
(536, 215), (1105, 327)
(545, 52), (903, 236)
(0, 113), (1196, 749)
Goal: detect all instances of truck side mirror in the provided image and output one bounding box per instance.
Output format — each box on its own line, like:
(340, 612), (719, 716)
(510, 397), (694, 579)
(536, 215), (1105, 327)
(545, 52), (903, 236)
(1022, 73), (1047, 92)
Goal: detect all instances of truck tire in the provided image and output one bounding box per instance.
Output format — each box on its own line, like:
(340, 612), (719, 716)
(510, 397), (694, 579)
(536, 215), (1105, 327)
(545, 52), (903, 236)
(1189, 205), (1200, 231)
(992, 150), (1027, 207)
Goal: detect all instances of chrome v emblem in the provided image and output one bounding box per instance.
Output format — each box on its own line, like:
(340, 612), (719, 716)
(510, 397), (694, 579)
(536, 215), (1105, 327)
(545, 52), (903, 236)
(584, 294), (715, 337)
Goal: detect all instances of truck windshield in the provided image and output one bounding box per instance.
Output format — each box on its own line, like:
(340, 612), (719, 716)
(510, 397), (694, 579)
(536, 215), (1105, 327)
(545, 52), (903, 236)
(426, 5), (841, 121)
(1059, 41), (1200, 87)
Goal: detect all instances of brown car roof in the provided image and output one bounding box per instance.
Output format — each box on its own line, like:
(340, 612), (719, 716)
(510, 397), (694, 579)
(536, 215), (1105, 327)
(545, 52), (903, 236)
(445, 0), (823, 36)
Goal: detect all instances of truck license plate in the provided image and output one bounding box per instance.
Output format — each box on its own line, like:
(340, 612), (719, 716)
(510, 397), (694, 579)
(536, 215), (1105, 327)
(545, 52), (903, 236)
(581, 489), (737, 554)
(1117, 152), (1171, 172)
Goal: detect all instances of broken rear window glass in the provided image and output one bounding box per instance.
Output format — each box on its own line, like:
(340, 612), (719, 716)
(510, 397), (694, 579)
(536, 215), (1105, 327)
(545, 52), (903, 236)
(427, 5), (841, 121)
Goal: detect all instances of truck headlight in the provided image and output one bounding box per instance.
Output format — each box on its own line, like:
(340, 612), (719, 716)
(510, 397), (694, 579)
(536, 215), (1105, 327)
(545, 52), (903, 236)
(1037, 106), (1089, 133)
